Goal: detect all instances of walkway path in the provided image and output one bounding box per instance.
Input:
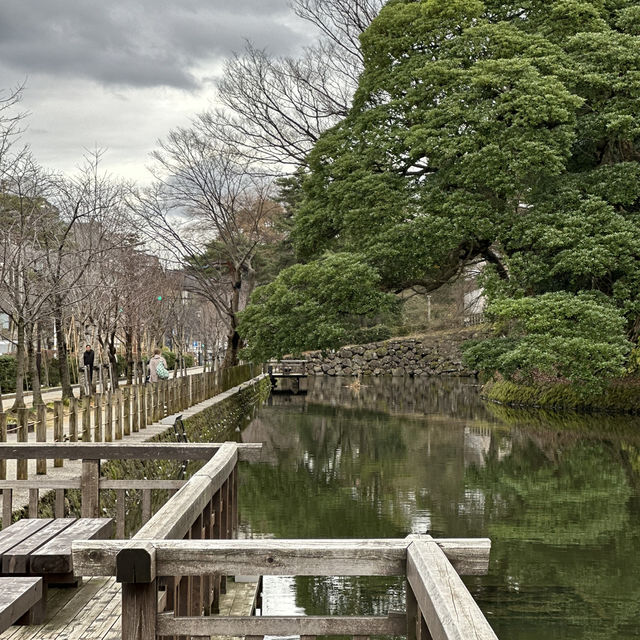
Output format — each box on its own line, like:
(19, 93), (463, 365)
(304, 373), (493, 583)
(0, 576), (257, 640)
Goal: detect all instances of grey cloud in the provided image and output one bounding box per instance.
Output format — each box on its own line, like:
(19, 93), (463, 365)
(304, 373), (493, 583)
(0, 0), (304, 90)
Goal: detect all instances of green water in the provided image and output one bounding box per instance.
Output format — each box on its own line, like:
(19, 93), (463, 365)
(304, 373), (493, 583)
(238, 376), (640, 640)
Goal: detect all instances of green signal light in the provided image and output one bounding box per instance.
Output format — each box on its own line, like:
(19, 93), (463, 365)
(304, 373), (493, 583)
(157, 296), (163, 301)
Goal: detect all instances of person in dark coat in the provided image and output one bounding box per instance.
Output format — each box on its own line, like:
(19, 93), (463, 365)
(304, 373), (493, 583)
(83, 345), (95, 388)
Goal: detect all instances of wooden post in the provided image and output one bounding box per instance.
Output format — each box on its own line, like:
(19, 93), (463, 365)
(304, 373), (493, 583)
(69, 397), (78, 442)
(140, 385), (147, 430)
(81, 459), (100, 518)
(36, 404), (47, 474)
(94, 393), (103, 442)
(142, 489), (152, 524)
(202, 501), (213, 615)
(119, 543), (157, 640)
(17, 408), (28, 480)
(82, 396), (91, 442)
(232, 465), (238, 536)
(53, 400), (64, 467)
(105, 392), (113, 443)
(121, 582), (157, 640)
(190, 514), (203, 617)
(406, 579), (418, 640)
(132, 386), (140, 433)
(2, 488), (12, 529)
(212, 491), (221, 613)
(115, 390), (123, 440)
(123, 386), (131, 436)
(0, 413), (6, 481)
(116, 489), (126, 539)
(29, 488), (39, 518)
(150, 385), (157, 424)
(55, 489), (65, 518)
(0, 413), (7, 529)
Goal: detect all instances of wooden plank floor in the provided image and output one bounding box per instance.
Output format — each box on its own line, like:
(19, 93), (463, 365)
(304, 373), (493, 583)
(0, 577), (258, 640)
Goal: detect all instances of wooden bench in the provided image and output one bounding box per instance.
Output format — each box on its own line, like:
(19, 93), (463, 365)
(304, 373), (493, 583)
(0, 518), (113, 585)
(0, 577), (43, 631)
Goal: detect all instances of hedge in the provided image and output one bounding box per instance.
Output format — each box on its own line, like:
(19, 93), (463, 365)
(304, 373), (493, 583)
(485, 379), (640, 414)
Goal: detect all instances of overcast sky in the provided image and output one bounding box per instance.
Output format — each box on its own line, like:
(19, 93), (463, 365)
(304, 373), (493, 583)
(0, 0), (309, 182)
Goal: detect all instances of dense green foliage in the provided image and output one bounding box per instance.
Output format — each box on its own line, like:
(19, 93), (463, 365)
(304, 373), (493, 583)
(463, 292), (630, 389)
(238, 253), (397, 360)
(485, 378), (640, 413)
(239, 0), (640, 389)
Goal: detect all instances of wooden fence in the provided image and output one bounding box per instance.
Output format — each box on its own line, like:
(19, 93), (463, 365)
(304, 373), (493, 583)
(0, 442), (261, 536)
(0, 363), (261, 478)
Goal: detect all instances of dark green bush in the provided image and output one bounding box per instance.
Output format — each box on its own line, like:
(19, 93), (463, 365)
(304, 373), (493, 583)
(350, 325), (392, 344)
(0, 356), (17, 393)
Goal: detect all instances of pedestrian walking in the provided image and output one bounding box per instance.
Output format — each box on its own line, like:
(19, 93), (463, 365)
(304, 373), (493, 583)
(148, 349), (169, 383)
(83, 344), (95, 391)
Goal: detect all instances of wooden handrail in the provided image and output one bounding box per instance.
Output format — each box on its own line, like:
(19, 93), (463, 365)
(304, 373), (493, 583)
(73, 537), (490, 578)
(133, 442), (239, 541)
(0, 442), (262, 461)
(407, 536), (498, 640)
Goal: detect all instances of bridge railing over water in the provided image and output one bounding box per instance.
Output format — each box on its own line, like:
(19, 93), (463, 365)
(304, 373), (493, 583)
(267, 359), (307, 376)
(74, 442), (497, 640)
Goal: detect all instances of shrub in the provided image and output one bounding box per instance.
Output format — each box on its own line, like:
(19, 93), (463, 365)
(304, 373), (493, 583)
(0, 356), (17, 393)
(350, 325), (392, 344)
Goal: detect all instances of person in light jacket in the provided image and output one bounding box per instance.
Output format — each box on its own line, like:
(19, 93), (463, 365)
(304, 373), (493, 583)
(147, 349), (168, 383)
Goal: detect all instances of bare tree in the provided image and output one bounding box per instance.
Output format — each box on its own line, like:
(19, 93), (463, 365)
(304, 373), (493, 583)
(133, 121), (280, 367)
(292, 0), (384, 64)
(0, 154), (56, 408)
(0, 84), (26, 175)
(43, 151), (131, 398)
(213, 0), (384, 168)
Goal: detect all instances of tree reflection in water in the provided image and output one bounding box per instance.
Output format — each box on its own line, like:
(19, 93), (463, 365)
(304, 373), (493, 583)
(239, 376), (640, 640)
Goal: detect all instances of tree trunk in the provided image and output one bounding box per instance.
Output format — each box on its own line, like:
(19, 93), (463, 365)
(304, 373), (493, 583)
(222, 327), (240, 368)
(222, 269), (243, 368)
(125, 328), (133, 384)
(27, 323), (43, 406)
(108, 332), (119, 389)
(54, 308), (73, 399)
(12, 316), (26, 410)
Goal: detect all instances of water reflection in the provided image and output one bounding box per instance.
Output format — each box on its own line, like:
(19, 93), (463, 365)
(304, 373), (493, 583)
(239, 376), (640, 640)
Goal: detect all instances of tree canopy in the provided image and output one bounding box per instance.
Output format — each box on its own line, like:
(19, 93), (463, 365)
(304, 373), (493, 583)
(240, 0), (640, 388)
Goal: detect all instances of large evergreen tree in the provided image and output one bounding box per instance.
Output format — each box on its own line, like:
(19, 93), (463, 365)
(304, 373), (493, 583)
(240, 0), (640, 388)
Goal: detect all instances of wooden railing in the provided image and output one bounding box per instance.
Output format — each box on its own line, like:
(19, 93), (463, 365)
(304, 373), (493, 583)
(267, 360), (307, 376)
(74, 441), (261, 637)
(75, 494), (497, 640)
(0, 363), (261, 469)
(0, 442), (261, 536)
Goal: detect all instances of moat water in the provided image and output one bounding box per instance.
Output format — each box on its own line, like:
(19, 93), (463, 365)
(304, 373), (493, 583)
(238, 376), (640, 640)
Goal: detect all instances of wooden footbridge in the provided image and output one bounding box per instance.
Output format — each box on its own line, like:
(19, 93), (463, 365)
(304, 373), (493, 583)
(0, 366), (499, 640)
(267, 360), (308, 395)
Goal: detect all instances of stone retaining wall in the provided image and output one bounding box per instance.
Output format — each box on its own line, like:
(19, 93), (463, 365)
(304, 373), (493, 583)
(303, 332), (484, 377)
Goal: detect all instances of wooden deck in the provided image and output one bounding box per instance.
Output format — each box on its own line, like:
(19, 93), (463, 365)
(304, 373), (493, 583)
(0, 577), (258, 640)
